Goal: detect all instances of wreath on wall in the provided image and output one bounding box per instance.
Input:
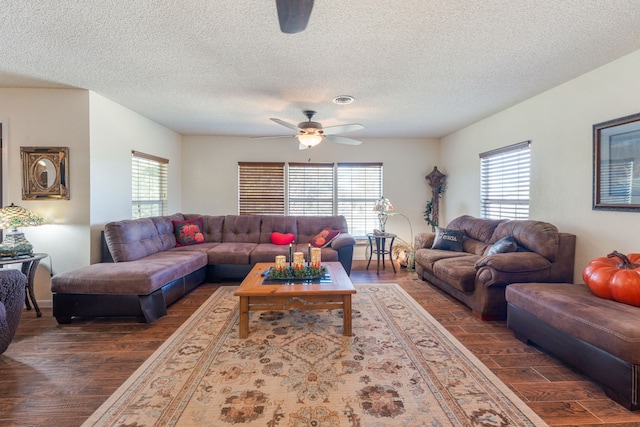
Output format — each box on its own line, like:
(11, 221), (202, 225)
(423, 167), (446, 231)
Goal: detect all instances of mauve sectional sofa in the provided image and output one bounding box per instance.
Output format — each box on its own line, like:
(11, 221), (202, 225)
(51, 214), (355, 324)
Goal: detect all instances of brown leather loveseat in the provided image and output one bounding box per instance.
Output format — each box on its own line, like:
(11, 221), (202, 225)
(413, 215), (576, 320)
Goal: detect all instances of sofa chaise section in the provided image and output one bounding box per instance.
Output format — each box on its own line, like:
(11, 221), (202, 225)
(52, 220), (208, 323)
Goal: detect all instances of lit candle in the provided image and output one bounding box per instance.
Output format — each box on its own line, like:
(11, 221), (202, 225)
(289, 243), (293, 267)
(275, 255), (286, 271)
(308, 243), (311, 267)
(311, 247), (321, 268)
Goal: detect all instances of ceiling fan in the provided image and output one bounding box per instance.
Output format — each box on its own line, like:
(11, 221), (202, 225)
(276, 0), (314, 34)
(257, 110), (364, 150)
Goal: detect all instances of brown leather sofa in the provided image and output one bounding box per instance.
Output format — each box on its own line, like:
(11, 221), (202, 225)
(51, 214), (355, 324)
(413, 215), (576, 320)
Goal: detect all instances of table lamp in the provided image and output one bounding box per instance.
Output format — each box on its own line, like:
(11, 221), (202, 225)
(0, 203), (46, 257)
(373, 196), (394, 233)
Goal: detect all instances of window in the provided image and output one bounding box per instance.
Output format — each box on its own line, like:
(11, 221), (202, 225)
(288, 163), (334, 215)
(480, 141), (530, 220)
(132, 151), (168, 219)
(337, 163), (382, 237)
(238, 162), (285, 215)
(238, 162), (383, 238)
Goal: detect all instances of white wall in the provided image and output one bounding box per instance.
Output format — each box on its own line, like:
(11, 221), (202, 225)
(0, 88), (90, 302)
(181, 136), (440, 258)
(441, 48), (640, 281)
(89, 93), (182, 263)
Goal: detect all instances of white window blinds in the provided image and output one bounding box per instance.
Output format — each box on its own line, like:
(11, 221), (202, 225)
(288, 163), (334, 216)
(337, 163), (383, 238)
(238, 162), (285, 215)
(237, 162), (383, 237)
(132, 151), (168, 219)
(480, 141), (530, 220)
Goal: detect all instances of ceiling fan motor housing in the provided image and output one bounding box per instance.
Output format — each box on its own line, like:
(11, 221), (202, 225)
(298, 121), (323, 133)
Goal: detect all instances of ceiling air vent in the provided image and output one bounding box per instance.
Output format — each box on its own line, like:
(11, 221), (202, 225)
(333, 95), (355, 105)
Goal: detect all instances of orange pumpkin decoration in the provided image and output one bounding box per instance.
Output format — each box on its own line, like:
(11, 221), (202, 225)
(582, 251), (640, 307)
(183, 224), (200, 235)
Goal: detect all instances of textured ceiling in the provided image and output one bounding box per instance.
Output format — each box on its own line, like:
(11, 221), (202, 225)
(2, 1), (640, 138)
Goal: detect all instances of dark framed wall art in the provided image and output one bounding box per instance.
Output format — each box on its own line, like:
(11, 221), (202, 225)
(593, 113), (640, 211)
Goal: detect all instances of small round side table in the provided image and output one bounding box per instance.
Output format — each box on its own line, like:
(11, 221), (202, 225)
(366, 232), (397, 275)
(0, 252), (48, 317)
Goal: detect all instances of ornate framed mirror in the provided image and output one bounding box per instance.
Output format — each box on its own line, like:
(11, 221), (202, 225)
(593, 113), (640, 211)
(21, 146), (69, 200)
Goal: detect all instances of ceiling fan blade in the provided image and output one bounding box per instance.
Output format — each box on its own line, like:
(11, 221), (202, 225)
(324, 135), (362, 146)
(270, 117), (302, 131)
(276, 0), (314, 34)
(322, 123), (364, 135)
(251, 135), (296, 139)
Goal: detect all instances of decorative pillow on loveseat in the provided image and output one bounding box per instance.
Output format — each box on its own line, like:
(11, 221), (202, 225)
(310, 227), (340, 248)
(486, 236), (519, 255)
(432, 227), (464, 252)
(173, 217), (205, 247)
(271, 232), (295, 245)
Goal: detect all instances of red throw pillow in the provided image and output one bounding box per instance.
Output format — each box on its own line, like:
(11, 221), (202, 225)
(310, 227), (340, 248)
(173, 217), (205, 247)
(271, 232), (295, 245)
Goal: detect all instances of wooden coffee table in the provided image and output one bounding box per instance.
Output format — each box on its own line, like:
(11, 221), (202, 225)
(234, 262), (356, 338)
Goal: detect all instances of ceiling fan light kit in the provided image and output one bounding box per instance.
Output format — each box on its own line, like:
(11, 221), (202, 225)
(297, 133), (323, 149)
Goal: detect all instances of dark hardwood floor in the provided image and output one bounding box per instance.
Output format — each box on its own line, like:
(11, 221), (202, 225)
(2, 260), (640, 426)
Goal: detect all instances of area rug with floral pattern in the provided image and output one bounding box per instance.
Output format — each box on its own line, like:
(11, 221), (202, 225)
(83, 284), (546, 426)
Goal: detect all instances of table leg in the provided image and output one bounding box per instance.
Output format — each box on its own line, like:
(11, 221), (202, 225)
(389, 237), (397, 273)
(21, 259), (42, 317)
(366, 236), (373, 270)
(376, 237), (381, 275)
(239, 296), (249, 338)
(342, 294), (352, 336)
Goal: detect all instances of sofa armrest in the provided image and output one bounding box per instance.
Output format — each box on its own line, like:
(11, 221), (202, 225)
(415, 232), (435, 249)
(475, 252), (554, 288)
(331, 233), (356, 250)
(475, 252), (551, 272)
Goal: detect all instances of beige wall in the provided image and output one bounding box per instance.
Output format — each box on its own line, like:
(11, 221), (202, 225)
(88, 93), (182, 263)
(441, 49), (640, 281)
(0, 89), (182, 303)
(0, 88), (90, 302)
(181, 135), (440, 258)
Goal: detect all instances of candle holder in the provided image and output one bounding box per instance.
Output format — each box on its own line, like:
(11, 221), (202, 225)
(266, 264), (327, 280)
